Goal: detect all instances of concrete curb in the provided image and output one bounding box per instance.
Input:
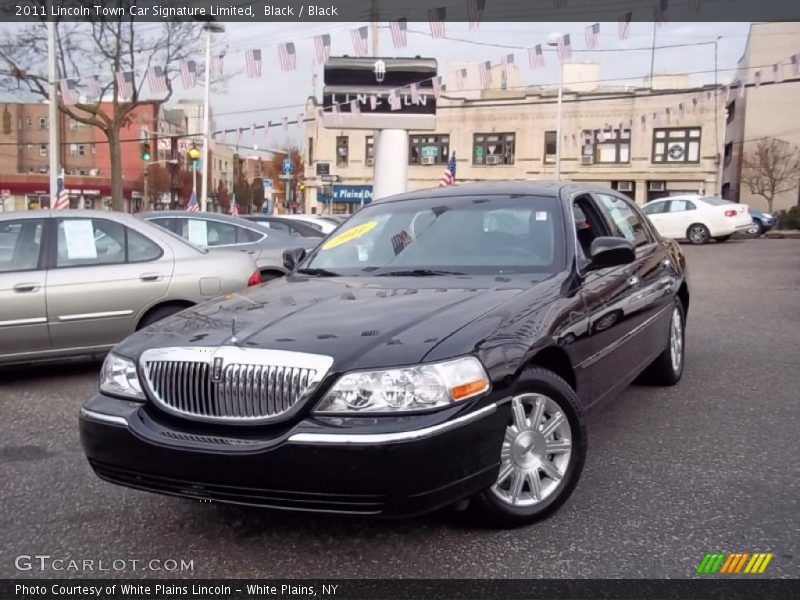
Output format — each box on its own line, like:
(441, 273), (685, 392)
(732, 230), (800, 240)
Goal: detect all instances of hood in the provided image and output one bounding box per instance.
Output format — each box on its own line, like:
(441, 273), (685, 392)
(115, 275), (538, 371)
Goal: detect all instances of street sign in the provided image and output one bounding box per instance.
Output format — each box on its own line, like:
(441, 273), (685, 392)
(262, 178), (273, 188)
(320, 174), (340, 183)
(282, 158), (293, 174)
(316, 162), (330, 176)
(278, 173), (295, 180)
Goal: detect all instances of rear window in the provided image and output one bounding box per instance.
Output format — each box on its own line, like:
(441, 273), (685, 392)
(700, 197), (730, 206)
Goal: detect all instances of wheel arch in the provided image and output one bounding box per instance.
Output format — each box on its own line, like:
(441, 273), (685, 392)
(523, 345), (577, 393)
(136, 299), (195, 331)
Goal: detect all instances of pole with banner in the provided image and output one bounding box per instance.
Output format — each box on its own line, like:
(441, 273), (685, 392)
(263, 178), (273, 214)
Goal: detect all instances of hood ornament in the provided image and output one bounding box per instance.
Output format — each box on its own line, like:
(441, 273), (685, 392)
(229, 317), (239, 344)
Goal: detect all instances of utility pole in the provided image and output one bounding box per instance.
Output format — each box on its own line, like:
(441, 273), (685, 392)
(648, 21), (657, 89)
(370, 0), (379, 56)
(201, 22), (225, 211)
(47, 14), (59, 208)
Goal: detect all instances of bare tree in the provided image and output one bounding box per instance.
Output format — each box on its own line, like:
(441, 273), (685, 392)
(0, 7), (210, 210)
(740, 138), (800, 213)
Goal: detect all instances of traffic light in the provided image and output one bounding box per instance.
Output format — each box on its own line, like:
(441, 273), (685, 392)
(139, 142), (151, 161)
(187, 146), (201, 170)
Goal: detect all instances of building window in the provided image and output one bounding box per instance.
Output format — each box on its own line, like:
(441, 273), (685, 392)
(39, 117), (48, 129)
(336, 136), (349, 167)
(473, 133), (515, 165)
(652, 128), (701, 163)
(39, 144), (47, 157)
(26, 117), (32, 128)
(365, 135), (374, 164)
(69, 119), (83, 131)
(726, 101), (735, 124)
(544, 131), (557, 164)
(308, 137), (314, 165)
(69, 144), (86, 156)
(409, 134), (449, 165)
(582, 128), (631, 163)
(723, 142), (733, 166)
(91, 143), (96, 155)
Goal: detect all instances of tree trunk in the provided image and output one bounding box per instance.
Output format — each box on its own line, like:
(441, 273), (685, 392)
(767, 196), (774, 214)
(108, 129), (125, 212)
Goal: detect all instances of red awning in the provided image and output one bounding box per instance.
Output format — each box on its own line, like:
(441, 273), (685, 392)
(0, 175), (136, 198)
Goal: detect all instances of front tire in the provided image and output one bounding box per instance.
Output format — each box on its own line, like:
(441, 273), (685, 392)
(639, 298), (686, 386)
(687, 223), (710, 245)
(471, 367), (586, 528)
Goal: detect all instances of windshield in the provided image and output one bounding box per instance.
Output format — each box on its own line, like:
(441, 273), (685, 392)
(302, 194), (565, 275)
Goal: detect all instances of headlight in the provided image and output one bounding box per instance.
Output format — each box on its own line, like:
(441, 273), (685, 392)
(316, 356), (490, 414)
(100, 353), (145, 401)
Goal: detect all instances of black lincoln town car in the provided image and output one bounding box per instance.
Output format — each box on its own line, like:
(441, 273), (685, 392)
(80, 182), (688, 528)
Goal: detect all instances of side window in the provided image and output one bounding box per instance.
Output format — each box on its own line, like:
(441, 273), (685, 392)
(572, 196), (609, 258)
(268, 221), (291, 233)
(127, 228), (163, 262)
(237, 227), (262, 243)
(668, 200), (692, 212)
(643, 202), (668, 215)
(56, 218), (126, 267)
(148, 218), (179, 234)
(595, 194), (651, 248)
(0, 219), (44, 273)
(205, 221), (238, 246)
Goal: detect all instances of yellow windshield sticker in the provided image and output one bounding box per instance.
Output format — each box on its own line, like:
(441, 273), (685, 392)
(322, 221), (377, 250)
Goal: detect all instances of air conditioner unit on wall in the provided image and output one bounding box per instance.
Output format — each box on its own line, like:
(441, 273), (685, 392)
(617, 181), (633, 192)
(485, 155), (502, 165)
(421, 156), (436, 165)
(648, 181), (666, 192)
(581, 155), (594, 165)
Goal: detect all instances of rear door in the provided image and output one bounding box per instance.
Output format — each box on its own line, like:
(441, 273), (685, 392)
(642, 200), (671, 237)
(45, 217), (171, 350)
(0, 217), (50, 359)
(664, 199), (698, 239)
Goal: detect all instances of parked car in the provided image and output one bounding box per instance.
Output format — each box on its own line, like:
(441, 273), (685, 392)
(282, 214), (339, 234)
(240, 215), (326, 239)
(80, 182), (689, 528)
(138, 211), (318, 281)
(0, 210), (261, 366)
(745, 208), (778, 235)
(642, 195), (751, 244)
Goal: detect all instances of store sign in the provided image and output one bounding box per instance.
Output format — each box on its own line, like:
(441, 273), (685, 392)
(316, 163), (331, 176)
(319, 185), (373, 205)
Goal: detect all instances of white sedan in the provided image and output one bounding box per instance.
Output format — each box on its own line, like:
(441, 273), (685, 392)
(642, 196), (752, 244)
(283, 214), (339, 235)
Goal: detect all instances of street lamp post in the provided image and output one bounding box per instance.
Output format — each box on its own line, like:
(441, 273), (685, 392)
(547, 34), (565, 181)
(201, 22), (225, 212)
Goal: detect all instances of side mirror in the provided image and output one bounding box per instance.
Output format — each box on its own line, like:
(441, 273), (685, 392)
(587, 237), (635, 270)
(282, 247), (307, 271)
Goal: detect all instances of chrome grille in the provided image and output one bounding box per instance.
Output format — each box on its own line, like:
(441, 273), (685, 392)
(140, 347), (334, 424)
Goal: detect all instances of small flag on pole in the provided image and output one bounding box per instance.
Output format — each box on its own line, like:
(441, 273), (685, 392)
(431, 75), (443, 99)
(250, 124), (255, 140)
(278, 42), (297, 71)
(332, 105), (342, 124)
(528, 44), (545, 69)
(115, 70), (134, 100)
(456, 68), (468, 91)
(264, 122), (270, 139)
(557, 34), (572, 61)
(440, 152), (456, 187)
(754, 71), (762, 88)
(180, 60), (197, 89)
(678, 103), (685, 119)
(59, 79), (79, 105)
(351, 26), (369, 57)
(210, 54), (224, 77)
(314, 34), (331, 64)
(147, 65), (168, 94)
(665, 107), (671, 123)
(282, 116), (288, 132)
(724, 84), (731, 102)
(230, 195), (239, 216)
(739, 79), (746, 98)
(236, 128), (243, 147)
(410, 82), (421, 104)
(297, 113), (304, 127)
(388, 89), (402, 111)
(369, 95), (378, 110)
(640, 115), (647, 131)
(54, 171), (70, 210)
(428, 7), (446, 39)
(504, 53), (514, 80)
(692, 97), (699, 113)
(792, 54), (800, 75)
(773, 62), (783, 83)
(245, 49), (262, 78)
(478, 60), (492, 89)
(585, 23), (600, 50)
(390, 18), (408, 49)
(618, 12), (632, 40)
(467, 0), (486, 30)
(349, 101), (360, 118)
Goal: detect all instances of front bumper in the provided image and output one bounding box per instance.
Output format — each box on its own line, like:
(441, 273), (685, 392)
(79, 394), (505, 517)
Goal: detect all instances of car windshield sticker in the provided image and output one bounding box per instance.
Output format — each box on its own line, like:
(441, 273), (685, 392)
(187, 219), (209, 247)
(62, 219), (97, 259)
(391, 230), (414, 255)
(536, 211), (548, 221)
(322, 221), (377, 250)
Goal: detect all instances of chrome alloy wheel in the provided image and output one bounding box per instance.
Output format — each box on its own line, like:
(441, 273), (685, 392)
(688, 225), (708, 244)
(669, 306), (684, 373)
(491, 394), (573, 507)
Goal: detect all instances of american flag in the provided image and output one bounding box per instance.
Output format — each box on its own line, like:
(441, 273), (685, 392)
(724, 85), (731, 102)
(250, 124), (255, 140)
(618, 12), (632, 40)
(54, 172), (70, 210)
(264, 121), (270, 139)
(314, 34), (331, 64)
(388, 89), (402, 111)
(478, 60), (492, 89)
(431, 75), (443, 98)
(504, 53), (514, 80)
(282, 116), (288, 132)
(147, 66), (168, 94)
(180, 60), (197, 89)
(351, 26), (369, 57)
(528, 44), (545, 69)
(456, 68), (468, 91)
(792, 54), (800, 75)
(60, 79), (79, 105)
(640, 115), (647, 132)
(665, 107), (671, 123)
(230, 195), (239, 216)
(692, 97), (699, 112)
(467, 0), (486, 29)
(440, 152), (456, 187)
(349, 100), (360, 117)
(773, 62), (783, 83)
(585, 23), (600, 50)
(410, 83), (421, 104)
(690, 0), (702, 12)
(654, 0), (669, 26)
(85, 75), (101, 100)
(739, 79), (746, 98)
(369, 95), (378, 110)
(245, 49), (262, 78)
(557, 35), (572, 61)
(428, 7), (446, 39)
(187, 191), (199, 212)
(332, 105), (342, 124)
(115, 70), (134, 100)
(236, 128), (243, 147)
(210, 54), (224, 77)
(278, 42), (297, 71)
(297, 113), (304, 127)
(390, 18), (407, 49)
(678, 103), (685, 119)
(754, 70), (762, 88)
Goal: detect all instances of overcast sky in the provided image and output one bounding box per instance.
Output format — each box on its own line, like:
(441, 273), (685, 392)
(2, 21), (754, 150)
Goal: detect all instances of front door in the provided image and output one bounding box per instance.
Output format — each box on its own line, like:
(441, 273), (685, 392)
(0, 217), (50, 360)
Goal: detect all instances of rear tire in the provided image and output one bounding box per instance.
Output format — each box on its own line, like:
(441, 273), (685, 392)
(686, 224), (710, 245)
(471, 367), (586, 528)
(747, 219), (763, 236)
(638, 298), (686, 386)
(714, 235), (732, 242)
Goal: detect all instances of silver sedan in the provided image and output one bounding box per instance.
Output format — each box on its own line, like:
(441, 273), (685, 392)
(138, 211), (318, 281)
(0, 210), (261, 366)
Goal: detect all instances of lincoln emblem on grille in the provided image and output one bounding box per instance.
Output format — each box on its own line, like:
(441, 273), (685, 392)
(211, 357), (224, 382)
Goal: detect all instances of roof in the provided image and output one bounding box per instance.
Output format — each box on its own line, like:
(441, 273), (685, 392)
(136, 210), (264, 229)
(373, 181), (568, 204)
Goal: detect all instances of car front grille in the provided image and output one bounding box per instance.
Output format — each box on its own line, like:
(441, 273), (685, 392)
(140, 347), (334, 424)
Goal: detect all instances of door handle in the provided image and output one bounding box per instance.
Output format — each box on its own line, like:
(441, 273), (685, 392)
(139, 273), (163, 282)
(13, 283), (39, 293)
(627, 275), (640, 287)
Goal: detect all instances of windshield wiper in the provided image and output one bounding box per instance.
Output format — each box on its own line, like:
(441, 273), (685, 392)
(295, 267), (341, 277)
(375, 269), (466, 277)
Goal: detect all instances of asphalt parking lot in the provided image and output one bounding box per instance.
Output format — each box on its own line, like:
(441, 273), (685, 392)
(1, 238), (798, 579)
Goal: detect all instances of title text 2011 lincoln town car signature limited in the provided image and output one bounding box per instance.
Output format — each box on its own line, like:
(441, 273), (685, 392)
(80, 182), (689, 528)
